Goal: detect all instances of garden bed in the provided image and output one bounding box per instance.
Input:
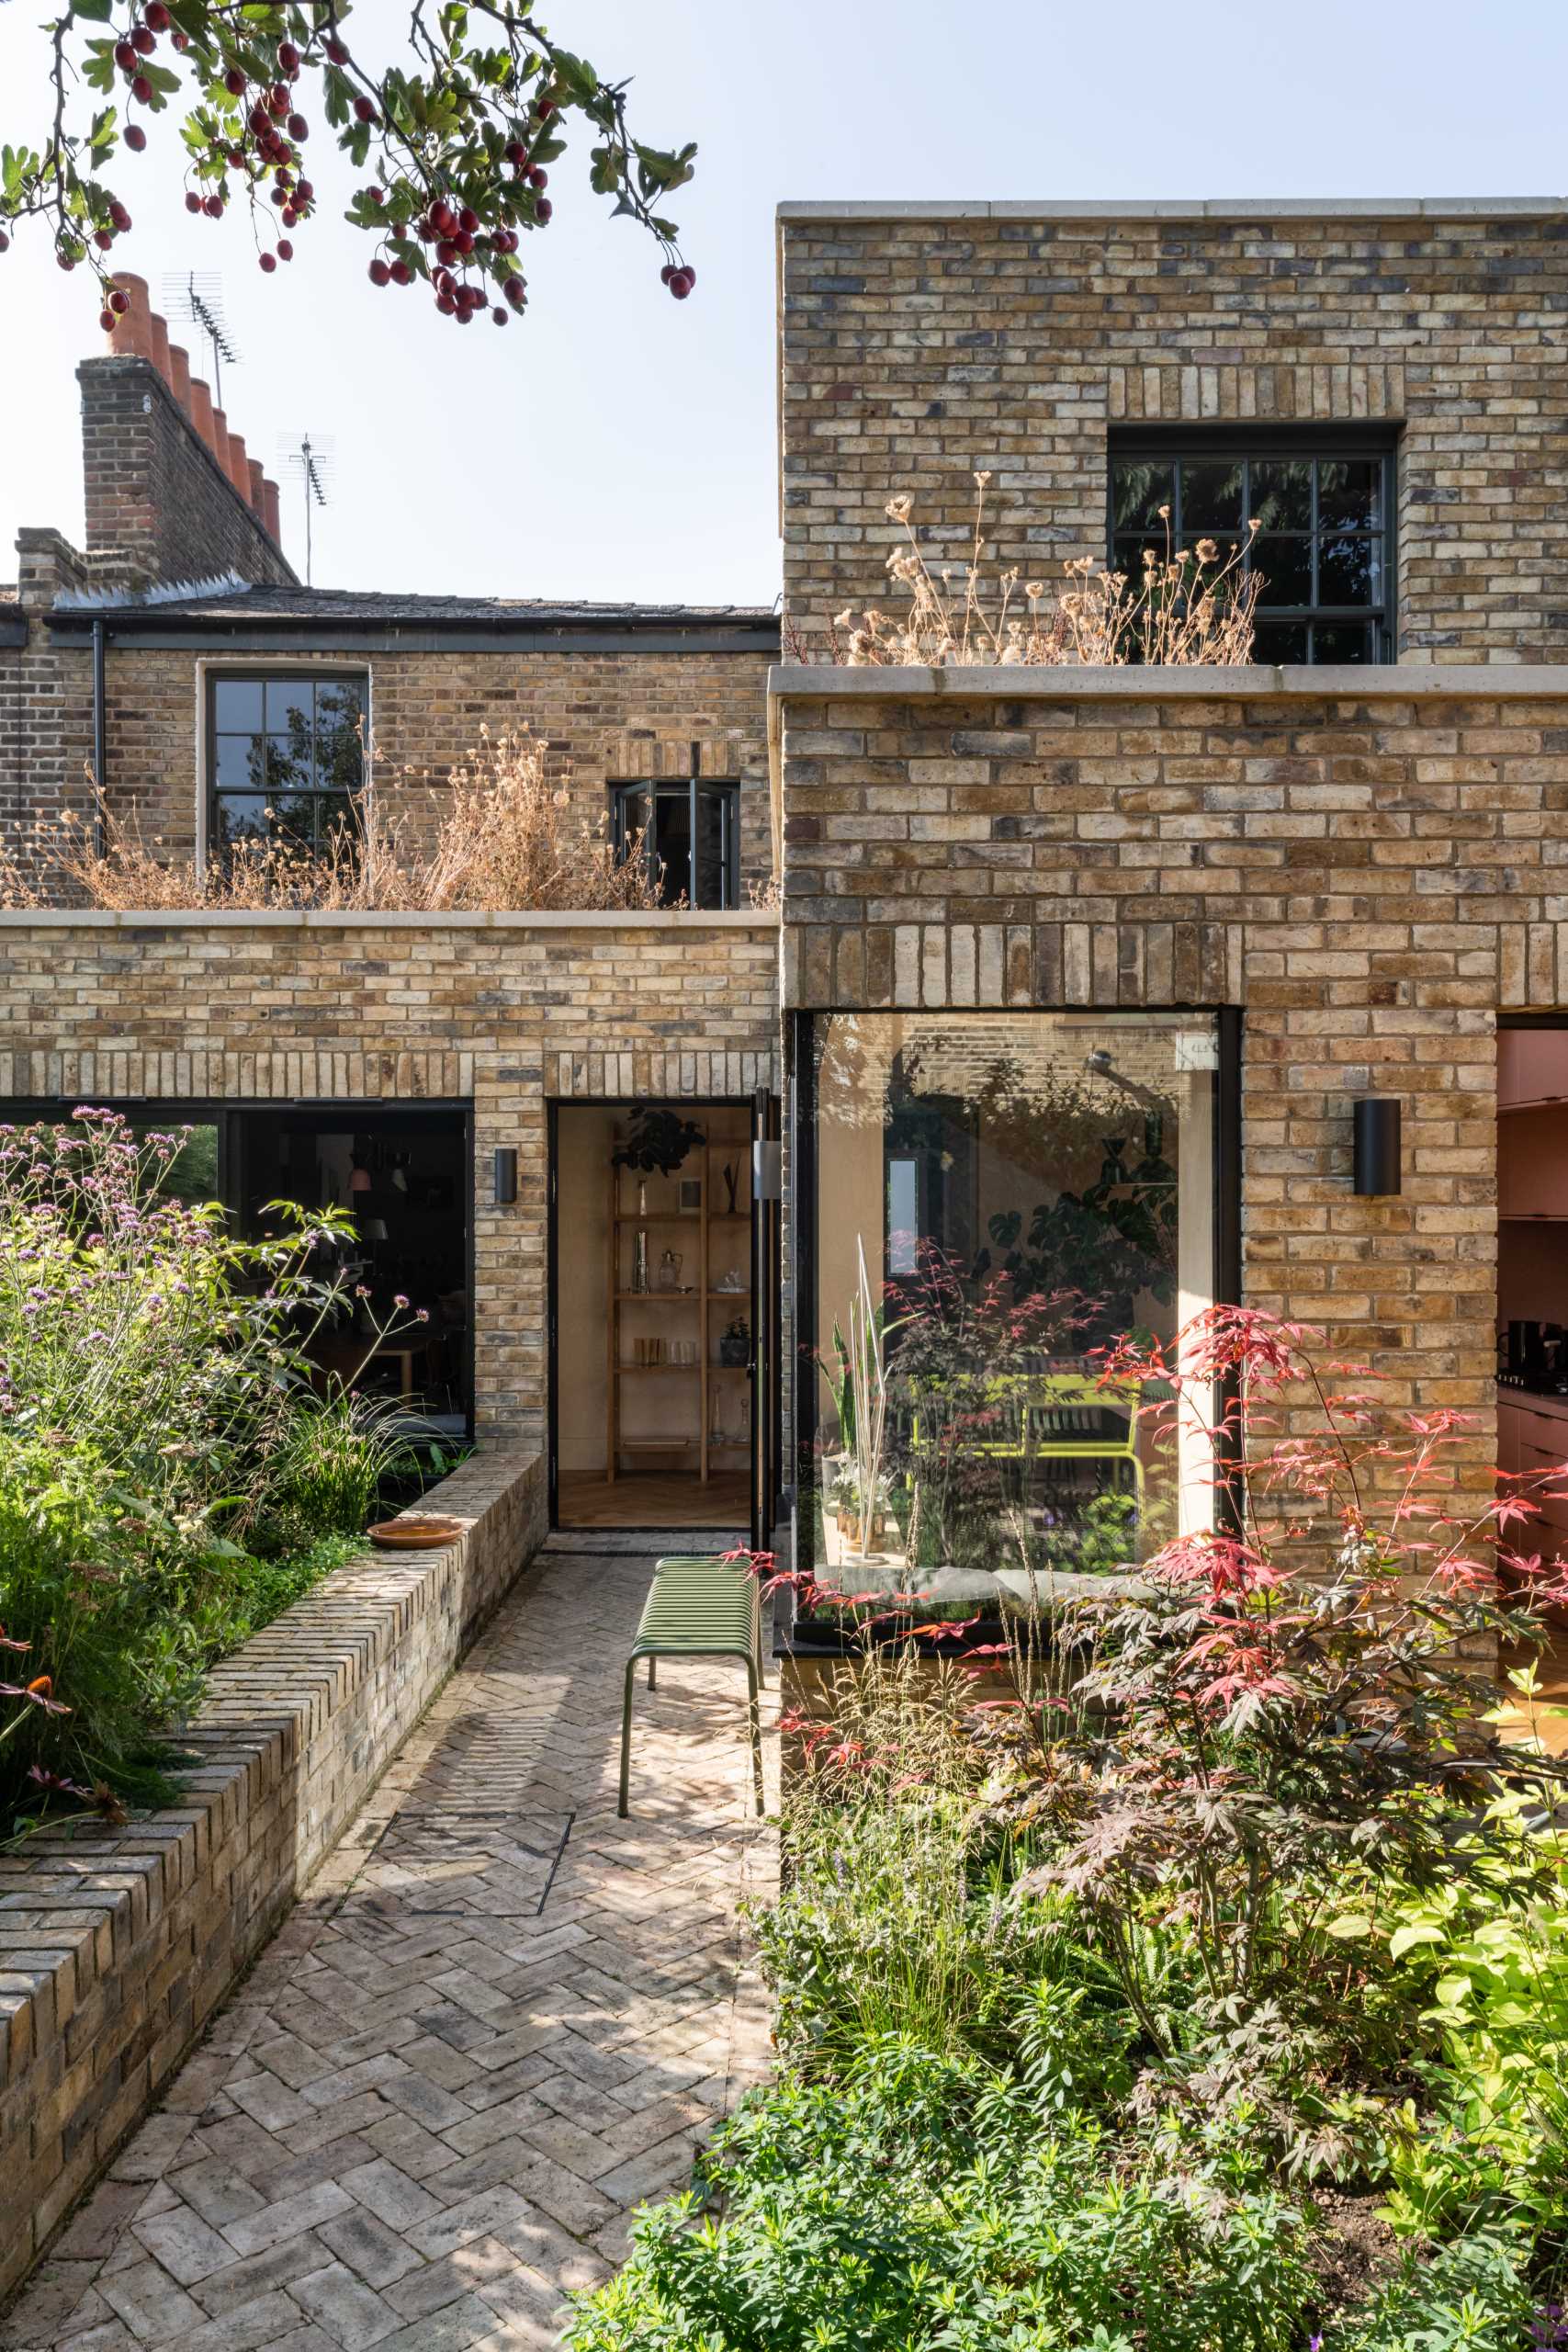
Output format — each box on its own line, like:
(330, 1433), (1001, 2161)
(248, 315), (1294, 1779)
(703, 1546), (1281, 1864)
(0, 1440), (545, 2302)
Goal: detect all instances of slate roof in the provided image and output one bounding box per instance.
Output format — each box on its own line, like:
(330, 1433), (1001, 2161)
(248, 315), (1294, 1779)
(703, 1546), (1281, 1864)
(46, 583), (780, 639)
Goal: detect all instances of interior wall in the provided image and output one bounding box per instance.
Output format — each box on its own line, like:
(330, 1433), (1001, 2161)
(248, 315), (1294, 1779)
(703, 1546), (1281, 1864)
(556, 1105), (615, 1473)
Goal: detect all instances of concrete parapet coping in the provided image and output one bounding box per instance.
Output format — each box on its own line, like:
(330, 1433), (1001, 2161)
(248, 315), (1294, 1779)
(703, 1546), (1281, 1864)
(776, 196), (1568, 223)
(768, 662), (1568, 701)
(0, 907), (776, 933)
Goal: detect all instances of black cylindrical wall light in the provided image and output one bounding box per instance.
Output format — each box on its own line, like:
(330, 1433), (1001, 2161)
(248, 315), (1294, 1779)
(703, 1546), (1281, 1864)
(492, 1147), (518, 1206)
(1352, 1098), (1402, 1197)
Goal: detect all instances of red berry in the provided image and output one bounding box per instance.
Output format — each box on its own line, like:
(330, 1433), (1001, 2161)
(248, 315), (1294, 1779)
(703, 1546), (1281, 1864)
(458, 205), (479, 232)
(325, 35), (349, 62)
(227, 145), (246, 167)
(660, 263), (674, 285)
(225, 67), (246, 96)
(455, 302), (474, 324)
(278, 40), (299, 71)
(296, 178), (313, 201)
(58, 252), (76, 271)
(681, 265), (696, 288)
(131, 25), (155, 53)
(504, 275), (525, 308)
(535, 197), (552, 223)
(431, 200), (456, 234)
(99, 307), (116, 331)
(259, 251), (276, 273)
(504, 140), (527, 165)
(185, 190), (202, 212)
(528, 165), (547, 188)
(389, 259), (411, 285)
(125, 124), (147, 151)
(353, 95), (377, 123)
(114, 39), (137, 69)
(146, 0), (172, 26)
(435, 291), (456, 314)
(276, 238), (293, 260)
(368, 257), (390, 286)
(454, 230), (473, 255)
(204, 194), (224, 217)
(0, 232), (10, 253)
(491, 306), (507, 325)
(109, 200), (130, 230)
(367, 185), (385, 206)
(172, 28), (188, 48)
(288, 113), (308, 140)
(281, 205), (298, 227)
(670, 270), (692, 300)
(436, 238), (458, 266)
(95, 228), (114, 248)
(537, 97), (555, 119)
(269, 83), (288, 107)
(248, 103), (268, 131)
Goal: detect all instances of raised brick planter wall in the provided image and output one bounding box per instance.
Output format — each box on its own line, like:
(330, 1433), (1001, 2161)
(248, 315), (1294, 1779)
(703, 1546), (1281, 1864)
(0, 1440), (546, 2301)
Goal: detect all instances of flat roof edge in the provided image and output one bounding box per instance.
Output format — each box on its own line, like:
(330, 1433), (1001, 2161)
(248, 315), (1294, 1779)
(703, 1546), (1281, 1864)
(768, 662), (1568, 700)
(775, 196), (1568, 223)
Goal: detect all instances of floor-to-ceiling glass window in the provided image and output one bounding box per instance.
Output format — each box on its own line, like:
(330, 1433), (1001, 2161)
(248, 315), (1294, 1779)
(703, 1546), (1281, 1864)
(807, 1012), (1223, 1614)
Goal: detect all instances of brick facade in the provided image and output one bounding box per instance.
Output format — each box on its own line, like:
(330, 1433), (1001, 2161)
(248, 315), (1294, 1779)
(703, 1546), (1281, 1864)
(0, 911), (780, 1444)
(777, 200), (1568, 663)
(68, 637), (775, 883)
(772, 662), (1568, 1519)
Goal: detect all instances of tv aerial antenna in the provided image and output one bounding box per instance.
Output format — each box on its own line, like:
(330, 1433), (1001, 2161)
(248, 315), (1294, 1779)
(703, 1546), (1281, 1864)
(280, 433), (333, 584)
(163, 273), (238, 407)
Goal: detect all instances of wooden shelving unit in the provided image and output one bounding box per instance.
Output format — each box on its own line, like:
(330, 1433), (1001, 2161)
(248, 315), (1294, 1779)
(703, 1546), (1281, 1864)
(605, 1113), (752, 1485)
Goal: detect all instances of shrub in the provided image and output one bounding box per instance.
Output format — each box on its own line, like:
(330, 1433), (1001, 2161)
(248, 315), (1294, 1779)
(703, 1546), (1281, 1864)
(567, 2039), (1313, 2352)
(0, 1110), (417, 1828)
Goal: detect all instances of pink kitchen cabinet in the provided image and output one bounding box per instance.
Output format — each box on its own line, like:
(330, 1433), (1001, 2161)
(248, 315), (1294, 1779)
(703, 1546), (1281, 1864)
(1499, 1028), (1568, 1110)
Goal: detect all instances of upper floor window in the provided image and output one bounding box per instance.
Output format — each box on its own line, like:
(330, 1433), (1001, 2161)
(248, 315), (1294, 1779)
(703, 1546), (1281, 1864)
(1109, 435), (1395, 663)
(208, 673), (367, 858)
(610, 778), (739, 909)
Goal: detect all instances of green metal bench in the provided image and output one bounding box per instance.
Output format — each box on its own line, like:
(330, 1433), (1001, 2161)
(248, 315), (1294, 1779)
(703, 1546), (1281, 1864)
(618, 1555), (764, 1818)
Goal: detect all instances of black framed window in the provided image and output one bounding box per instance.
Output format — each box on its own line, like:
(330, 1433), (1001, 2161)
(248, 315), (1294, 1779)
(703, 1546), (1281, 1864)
(208, 673), (367, 858)
(1109, 432), (1395, 663)
(610, 778), (739, 909)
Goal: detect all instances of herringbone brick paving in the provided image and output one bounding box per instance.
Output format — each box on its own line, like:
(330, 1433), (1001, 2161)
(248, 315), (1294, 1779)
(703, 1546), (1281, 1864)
(3, 1535), (777, 2351)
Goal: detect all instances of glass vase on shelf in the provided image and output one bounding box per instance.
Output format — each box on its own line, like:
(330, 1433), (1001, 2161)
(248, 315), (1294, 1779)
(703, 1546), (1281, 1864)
(631, 1227), (649, 1295)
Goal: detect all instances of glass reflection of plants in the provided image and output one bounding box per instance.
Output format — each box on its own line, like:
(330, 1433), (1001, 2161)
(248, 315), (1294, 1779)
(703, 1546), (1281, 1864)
(985, 1109), (1178, 1351)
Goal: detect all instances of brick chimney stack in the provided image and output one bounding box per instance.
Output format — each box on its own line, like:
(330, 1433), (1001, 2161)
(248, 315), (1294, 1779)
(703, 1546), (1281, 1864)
(82, 273), (296, 591)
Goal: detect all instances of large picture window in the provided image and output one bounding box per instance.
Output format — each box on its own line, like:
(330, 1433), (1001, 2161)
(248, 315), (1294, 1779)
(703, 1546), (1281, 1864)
(807, 1012), (1223, 1616)
(1110, 435), (1395, 663)
(208, 672), (367, 859)
(610, 778), (739, 910)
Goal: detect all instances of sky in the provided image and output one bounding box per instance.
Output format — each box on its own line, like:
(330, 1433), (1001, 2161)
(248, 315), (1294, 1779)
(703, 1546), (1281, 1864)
(1, 0), (1566, 606)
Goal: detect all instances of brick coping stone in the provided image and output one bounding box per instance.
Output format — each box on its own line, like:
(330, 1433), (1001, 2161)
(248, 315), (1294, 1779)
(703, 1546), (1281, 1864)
(0, 910), (775, 933)
(0, 1441), (547, 2302)
(769, 662), (1568, 699)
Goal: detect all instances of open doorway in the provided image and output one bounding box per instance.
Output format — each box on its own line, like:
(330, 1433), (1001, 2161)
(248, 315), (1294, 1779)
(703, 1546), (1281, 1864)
(551, 1100), (757, 1530)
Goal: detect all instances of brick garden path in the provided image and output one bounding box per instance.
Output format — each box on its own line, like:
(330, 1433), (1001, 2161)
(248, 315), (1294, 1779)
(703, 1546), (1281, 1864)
(4, 1536), (777, 2352)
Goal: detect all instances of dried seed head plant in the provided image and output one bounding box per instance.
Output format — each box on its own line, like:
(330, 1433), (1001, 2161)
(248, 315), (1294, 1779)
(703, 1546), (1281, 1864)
(832, 473), (1263, 667)
(0, 729), (665, 915)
